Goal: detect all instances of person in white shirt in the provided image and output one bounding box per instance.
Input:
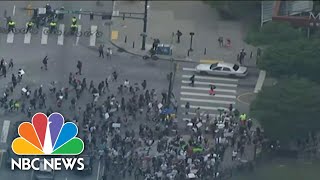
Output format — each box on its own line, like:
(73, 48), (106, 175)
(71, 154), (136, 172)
(106, 48), (112, 60)
(232, 150), (238, 161)
(124, 79), (130, 88)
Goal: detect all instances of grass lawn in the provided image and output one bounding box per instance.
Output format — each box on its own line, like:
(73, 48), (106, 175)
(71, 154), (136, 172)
(231, 159), (320, 180)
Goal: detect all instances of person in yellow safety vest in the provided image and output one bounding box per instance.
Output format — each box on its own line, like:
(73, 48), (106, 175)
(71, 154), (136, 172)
(70, 23), (78, 33)
(240, 113), (247, 126)
(72, 16), (77, 25)
(49, 21), (57, 32)
(26, 21), (34, 33)
(8, 20), (16, 33)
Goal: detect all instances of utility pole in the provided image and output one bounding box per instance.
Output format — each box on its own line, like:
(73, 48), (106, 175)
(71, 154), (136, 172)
(141, 0), (148, 50)
(166, 60), (177, 108)
(166, 72), (173, 107)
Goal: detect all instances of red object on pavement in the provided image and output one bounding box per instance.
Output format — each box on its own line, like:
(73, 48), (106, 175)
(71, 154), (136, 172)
(226, 38), (231, 48)
(209, 89), (215, 95)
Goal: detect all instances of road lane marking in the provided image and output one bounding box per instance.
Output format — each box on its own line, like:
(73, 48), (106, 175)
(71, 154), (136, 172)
(181, 105), (228, 111)
(41, 27), (48, 44)
(57, 24), (64, 45)
(182, 67), (195, 72)
(254, 70), (266, 93)
(181, 92), (236, 99)
(181, 80), (238, 88)
(184, 112), (218, 118)
(181, 86), (237, 93)
(0, 120), (11, 143)
(200, 59), (223, 64)
(90, 25), (97, 46)
(237, 92), (255, 105)
(111, 30), (118, 40)
(79, 9), (82, 20)
(30, 170), (34, 180)
(75, 25), (81, 46)
(7, 32), (14, 43)
(0, 151), (3, 169)
(180, 97), (235, 105)
(96, 160), (101, 180)
(182, 75), (238, 82)
(13, 5), (16, 16)
(24, 32), (31, 44)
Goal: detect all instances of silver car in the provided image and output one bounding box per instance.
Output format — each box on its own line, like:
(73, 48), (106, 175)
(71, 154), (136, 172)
(195, 62), (248, 77)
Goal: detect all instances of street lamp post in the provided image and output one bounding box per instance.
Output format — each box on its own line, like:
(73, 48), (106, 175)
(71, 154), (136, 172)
(189, 32), (194, 52)
(141, 0), (148, 50)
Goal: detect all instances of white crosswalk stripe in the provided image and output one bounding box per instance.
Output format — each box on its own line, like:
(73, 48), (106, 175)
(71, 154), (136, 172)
(24, 32), (31, 44)
(182, 74), (238, 82)
(75, 25), (81, 46)
(57, 24), (65, 45)
(181, 86), (237, 93)
(7, 32), (14, 43)
(41, 27), (49, 44)
(179, 66), (238, 120)
(0, 120), (11, 143)
(182, 80), (237, 88)
(89, 25), (97, 46)
(181, 92), (236, 99)
(3, 24), (102, 47)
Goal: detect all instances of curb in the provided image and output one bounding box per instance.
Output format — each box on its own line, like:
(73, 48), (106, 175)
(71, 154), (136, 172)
(108, 40), (199, 64)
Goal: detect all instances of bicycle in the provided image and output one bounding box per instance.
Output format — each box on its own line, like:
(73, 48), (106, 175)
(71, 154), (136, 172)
(43, 28), (62, 35)
(83, 30), (103, 37)
(19, 27), (39, 34)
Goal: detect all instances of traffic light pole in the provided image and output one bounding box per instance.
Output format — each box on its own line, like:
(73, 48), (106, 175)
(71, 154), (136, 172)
(166, 59), (177, 108)
(141, 0), (148, 50)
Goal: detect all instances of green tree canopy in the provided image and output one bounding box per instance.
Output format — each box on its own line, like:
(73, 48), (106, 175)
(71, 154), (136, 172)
(250, 77), (320, 143)
(206, 1), (260, 20)
(245, 21), (304, 46)
(258, 39), (320, 83)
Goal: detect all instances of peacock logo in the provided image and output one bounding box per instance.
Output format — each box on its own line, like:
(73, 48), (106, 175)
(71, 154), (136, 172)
(11, 112), (84, 155)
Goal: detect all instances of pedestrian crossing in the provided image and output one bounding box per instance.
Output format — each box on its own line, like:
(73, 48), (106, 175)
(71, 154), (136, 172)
(3, 24), (101, 46)
(180, 67), (238, 121)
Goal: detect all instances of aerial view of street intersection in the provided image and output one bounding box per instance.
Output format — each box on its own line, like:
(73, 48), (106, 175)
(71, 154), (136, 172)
(0, 1), (319, 180)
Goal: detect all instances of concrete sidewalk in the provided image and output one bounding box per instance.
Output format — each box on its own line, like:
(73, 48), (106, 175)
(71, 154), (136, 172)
(109, 1), (258, 66)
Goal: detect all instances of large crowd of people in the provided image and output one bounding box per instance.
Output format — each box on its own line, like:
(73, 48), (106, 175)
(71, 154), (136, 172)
(0, 55), (265, 180)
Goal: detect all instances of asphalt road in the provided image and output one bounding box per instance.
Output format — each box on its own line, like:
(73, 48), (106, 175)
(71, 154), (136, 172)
(0, 1), (259, 179)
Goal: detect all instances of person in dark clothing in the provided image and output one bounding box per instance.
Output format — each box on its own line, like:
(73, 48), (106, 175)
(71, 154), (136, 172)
(218, 36), (223, 47)
(98, 82), (104, 95)
(189, 74), (195, 87)
(64, 88), (69, 100)
(42, 55), (48, 70)
(239, 49), (246, 65)
(2, 65), (7, 77)
(68, 72), (73, 84)
(161, 92), (167, 104)
(30, 98), (36, 109)
(89, 80), (94, 92)
(8, 59), (13, 70)
(76, 60), (82, 75)
(176, 30), (182, 43)
(12, 74), (17, 88)
(98, 44), (104, 58)
(70, 98), (76, 110)
(82, 78), (87, 91)
(112, 71), (118, 81)
(27, 107), (32, 118)
(141, 80), (147, 90)
(105, 78), (109, 91)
